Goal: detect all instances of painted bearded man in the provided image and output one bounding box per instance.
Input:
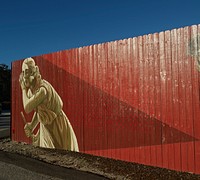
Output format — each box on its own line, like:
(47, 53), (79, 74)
(19, 57), (79, 151)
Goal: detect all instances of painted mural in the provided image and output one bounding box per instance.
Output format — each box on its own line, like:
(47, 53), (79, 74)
(12, 24), (200, 174)
(19, 57), (79, 151)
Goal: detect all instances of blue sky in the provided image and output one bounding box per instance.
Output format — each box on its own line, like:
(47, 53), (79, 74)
(1, 0), (200, 68)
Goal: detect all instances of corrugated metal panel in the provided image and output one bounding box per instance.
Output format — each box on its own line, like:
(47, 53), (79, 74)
(192, 25), (200, 173)
(11, 24), (200, 174)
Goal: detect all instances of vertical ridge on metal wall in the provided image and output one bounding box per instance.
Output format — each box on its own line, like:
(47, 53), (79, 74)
(192, 24), (200, 173)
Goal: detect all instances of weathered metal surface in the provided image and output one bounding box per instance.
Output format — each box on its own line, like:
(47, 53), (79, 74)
(12, 24), (200, 174)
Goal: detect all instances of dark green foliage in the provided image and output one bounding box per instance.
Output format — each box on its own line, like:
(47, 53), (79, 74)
(0, 64), (11, 109)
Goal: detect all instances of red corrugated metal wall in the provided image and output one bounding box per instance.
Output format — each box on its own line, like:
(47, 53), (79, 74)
(12, 24), (200, 174)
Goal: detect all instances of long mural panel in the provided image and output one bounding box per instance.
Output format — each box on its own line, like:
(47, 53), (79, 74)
(12, 24), (200, 174)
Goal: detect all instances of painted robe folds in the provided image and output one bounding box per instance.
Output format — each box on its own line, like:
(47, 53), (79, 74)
(34, 80), (79, 151)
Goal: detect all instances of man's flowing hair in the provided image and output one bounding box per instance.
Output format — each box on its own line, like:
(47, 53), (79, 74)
(22, 57), (41, 81)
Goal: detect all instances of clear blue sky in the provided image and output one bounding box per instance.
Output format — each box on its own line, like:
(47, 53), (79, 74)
(1, 0), (200, 68)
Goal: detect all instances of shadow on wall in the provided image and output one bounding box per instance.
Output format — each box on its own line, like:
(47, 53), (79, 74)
(13, 56), (198, 151)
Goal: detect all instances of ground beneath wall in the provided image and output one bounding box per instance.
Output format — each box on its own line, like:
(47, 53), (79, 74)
(0, 139), (200, 180)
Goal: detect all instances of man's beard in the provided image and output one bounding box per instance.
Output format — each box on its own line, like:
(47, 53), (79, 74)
(24, 76), (35, 88)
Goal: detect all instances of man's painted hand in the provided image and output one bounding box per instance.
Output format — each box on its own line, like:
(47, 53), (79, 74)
(24, 123), (32, 138)
(19, 73), (26, 90)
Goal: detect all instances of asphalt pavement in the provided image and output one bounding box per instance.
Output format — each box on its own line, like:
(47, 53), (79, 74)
(0, 151), (108, 180)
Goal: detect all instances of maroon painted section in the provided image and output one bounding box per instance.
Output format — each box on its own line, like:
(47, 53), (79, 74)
(12, 25), (200, 174)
